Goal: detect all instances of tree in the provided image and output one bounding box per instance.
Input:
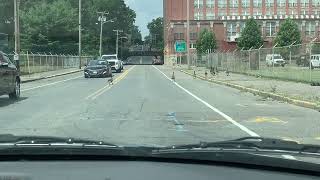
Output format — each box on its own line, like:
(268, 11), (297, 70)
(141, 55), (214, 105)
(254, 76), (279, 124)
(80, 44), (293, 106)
(274, 18), (301, 47)
(237, 18), (263, 50)
(0, 0), (139, 55)
(196, 29), (217, 54)
(131, 25), (143, 45)
(146, 17), (163, 50)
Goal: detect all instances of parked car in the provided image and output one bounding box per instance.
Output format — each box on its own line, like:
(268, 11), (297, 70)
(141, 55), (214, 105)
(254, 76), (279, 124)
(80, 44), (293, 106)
(152, 56), (162, 65)
(101, 54), (122, 73)
(84, 60), (112, 78)
(310, 54), (320, 69)
(266, 54), (286, 67)
(0, 51), (20, 100)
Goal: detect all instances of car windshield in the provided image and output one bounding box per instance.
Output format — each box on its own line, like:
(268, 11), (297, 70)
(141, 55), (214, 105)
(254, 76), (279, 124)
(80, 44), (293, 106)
(88, 60), (106, 66)
(273, 55), (282, 59)
(1, 0), (320, 170)
(102, 56), (117, 60)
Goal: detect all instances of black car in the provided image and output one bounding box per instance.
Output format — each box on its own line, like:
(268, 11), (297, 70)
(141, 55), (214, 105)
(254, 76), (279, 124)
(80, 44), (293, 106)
(0, 52), (20, 100)
(84, 60), (112, 78)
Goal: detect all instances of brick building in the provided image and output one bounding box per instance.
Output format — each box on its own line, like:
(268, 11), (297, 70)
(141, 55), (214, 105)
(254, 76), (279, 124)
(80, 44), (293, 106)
(164, 0), (320, 55)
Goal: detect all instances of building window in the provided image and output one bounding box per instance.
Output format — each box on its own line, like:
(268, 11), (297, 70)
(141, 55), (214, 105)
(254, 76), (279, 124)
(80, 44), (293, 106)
(265, 22), (276, 37)
(242, 0), (249, 8)
(227, 23), (237, 38)
(278, 9), (285, 15)
(229, 0), (238, 8)
(194, 0), (204, 8)
(190, 43), (197, 49)
(206, 12), (215, 20)
(218, 10), (226, 16)
(277, 0), (286, 7)
(190, 32), (198, 40)
(218, 0), (227, 7)
(313, 0), (320, 7)
(301, 0), (309, 7)
(174, 33), (185, 40)
(194, 12), (204, 20)
(305, 22), (316, 36)
(242, 9), (249, 15)
(206, 0), (215, 8)
(253, 0), (262, 7)
(253, 9), (262, 15)
(289, 0), (297, 7)
(265, 0), (274, 7)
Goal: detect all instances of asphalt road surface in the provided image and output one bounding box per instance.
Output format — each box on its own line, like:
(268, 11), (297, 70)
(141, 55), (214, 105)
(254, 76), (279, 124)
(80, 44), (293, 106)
(0, 64), (319, 146)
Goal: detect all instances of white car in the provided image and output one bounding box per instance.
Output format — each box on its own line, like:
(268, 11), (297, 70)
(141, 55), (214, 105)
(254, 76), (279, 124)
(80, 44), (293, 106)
(102, 54), (122, 73)
(266, 54), (286, 67)
(310, 54), (320, 69)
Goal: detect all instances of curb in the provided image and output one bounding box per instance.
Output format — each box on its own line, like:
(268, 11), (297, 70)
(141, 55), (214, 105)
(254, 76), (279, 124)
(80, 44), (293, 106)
(180, 69), (320, 111)
(21, 69), (82, 84)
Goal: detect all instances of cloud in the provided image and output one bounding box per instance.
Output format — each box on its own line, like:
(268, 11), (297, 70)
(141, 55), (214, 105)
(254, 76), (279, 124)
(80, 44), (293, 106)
(124, 0), (162, 38)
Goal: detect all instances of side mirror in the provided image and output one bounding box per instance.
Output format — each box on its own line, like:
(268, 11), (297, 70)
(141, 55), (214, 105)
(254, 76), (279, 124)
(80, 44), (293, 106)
(0, 62), (9, 67)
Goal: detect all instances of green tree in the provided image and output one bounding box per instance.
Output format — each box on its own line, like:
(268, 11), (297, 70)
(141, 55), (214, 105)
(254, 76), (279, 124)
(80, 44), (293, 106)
(146, 17), (163, 50)
(131, 25), (143, 45)
(20, 0), (78, 54)
(237, 18), (263, 50)
(274, 18), (301, 47)
(196, 29), (217, 54)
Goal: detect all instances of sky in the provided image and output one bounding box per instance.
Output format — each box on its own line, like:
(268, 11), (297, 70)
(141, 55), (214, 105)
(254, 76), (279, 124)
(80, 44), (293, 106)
(124, 0), (163, 39)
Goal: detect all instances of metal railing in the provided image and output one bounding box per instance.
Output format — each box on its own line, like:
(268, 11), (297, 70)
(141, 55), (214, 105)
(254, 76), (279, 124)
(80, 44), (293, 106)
(8, 53), (93, 75)
(194, 42), (320, 83)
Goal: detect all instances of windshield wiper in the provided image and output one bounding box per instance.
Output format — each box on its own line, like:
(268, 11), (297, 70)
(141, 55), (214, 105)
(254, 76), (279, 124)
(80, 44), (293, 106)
(0, 134), (119, 148)
(161, 137), (320, 154)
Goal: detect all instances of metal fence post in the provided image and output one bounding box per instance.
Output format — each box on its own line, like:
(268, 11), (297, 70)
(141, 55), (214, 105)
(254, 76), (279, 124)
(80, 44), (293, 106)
(45, 53), (48, 71)
(38, 53), (42, 73)
(27, 51), (31, 74)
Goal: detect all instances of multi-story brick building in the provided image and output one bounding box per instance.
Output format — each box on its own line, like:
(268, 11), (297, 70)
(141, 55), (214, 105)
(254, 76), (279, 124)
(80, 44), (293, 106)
(164, 0), (320, 55)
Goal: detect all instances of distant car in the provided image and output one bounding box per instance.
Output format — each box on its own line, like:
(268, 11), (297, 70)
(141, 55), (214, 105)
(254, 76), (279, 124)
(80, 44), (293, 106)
(266, 54), (286, 67)
(153, 57), (162, 65)
(101, 54), (122, 73)
(0, 51), (20, 100)
(310, 54), (320, 69)
(84, 60), (112, 78)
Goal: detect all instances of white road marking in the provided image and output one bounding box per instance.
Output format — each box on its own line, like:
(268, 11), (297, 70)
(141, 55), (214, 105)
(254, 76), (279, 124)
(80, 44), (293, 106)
(153, 65), (260, 137)
(282, 155), (297, 160)
(22, 76), (82, 92)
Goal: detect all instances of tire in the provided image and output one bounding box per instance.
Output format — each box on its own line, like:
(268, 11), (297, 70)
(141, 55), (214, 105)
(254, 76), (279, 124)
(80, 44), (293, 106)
(84, 74), (89, 78)
(9, 79), (20, 100)
(281, 64), (285, 67)
(311, 64), (314, 70)
(116, 69), (121, 73)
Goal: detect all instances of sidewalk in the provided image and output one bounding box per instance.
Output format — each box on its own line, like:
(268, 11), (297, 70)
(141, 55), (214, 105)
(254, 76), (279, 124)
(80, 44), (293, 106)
(21, 68), (82, 83)
(175, 65), (320, 109)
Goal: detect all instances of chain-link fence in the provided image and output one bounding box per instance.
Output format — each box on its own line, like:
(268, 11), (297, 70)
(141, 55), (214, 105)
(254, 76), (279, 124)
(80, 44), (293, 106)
(8, 53), (93, 75)
(200, 42), (320, 84)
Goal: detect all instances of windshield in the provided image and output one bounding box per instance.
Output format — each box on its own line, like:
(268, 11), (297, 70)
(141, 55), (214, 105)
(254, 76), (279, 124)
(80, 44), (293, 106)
(1, 0), (320, 169)
(102, 56), (117, 60)
(88, 60), (106, 66)
(273, 55), (283, 59)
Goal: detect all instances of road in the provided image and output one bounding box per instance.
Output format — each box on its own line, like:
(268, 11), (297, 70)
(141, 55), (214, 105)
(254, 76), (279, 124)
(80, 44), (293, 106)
(0, 64), (319, 146)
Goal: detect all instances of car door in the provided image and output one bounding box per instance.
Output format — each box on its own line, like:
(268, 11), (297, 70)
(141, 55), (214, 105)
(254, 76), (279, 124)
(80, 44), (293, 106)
(3, 55), (17, 91)
(0, 53), (10, 94)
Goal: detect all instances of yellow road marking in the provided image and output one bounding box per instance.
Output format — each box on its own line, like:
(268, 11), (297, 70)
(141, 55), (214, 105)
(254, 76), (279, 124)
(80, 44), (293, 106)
(282, 137), (301, 144)
(86, 66), (135, 100)
(251, 117), (288, 124)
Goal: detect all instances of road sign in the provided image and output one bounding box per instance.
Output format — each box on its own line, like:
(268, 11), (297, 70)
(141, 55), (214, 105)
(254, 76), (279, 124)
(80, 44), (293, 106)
(175, 41), (187, 53)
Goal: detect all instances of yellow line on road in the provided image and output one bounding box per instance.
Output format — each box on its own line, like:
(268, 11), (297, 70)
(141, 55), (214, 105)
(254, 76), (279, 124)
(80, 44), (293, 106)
(86, 66), (135, 100)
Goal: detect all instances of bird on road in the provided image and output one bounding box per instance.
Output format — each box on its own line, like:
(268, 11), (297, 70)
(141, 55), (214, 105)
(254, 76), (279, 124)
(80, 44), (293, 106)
(193, 71), (196, 79)
(108, 76), (114, 85)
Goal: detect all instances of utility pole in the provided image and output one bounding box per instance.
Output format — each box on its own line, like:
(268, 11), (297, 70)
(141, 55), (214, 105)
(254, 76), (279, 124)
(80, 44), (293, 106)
(97, 12), (109, 57)
(187, 0), (191, 69)
(14, 0), (20, 70)
(78, 0), (82, 69)
(119, 36), (128, 59)
(113, 29), (123, 55)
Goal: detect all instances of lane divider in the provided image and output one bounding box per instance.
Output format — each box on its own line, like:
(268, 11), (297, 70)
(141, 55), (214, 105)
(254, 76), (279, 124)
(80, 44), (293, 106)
(22, 75), (82, 92)
(152, 65), (260, 137)
(86, 65), (136, 100)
